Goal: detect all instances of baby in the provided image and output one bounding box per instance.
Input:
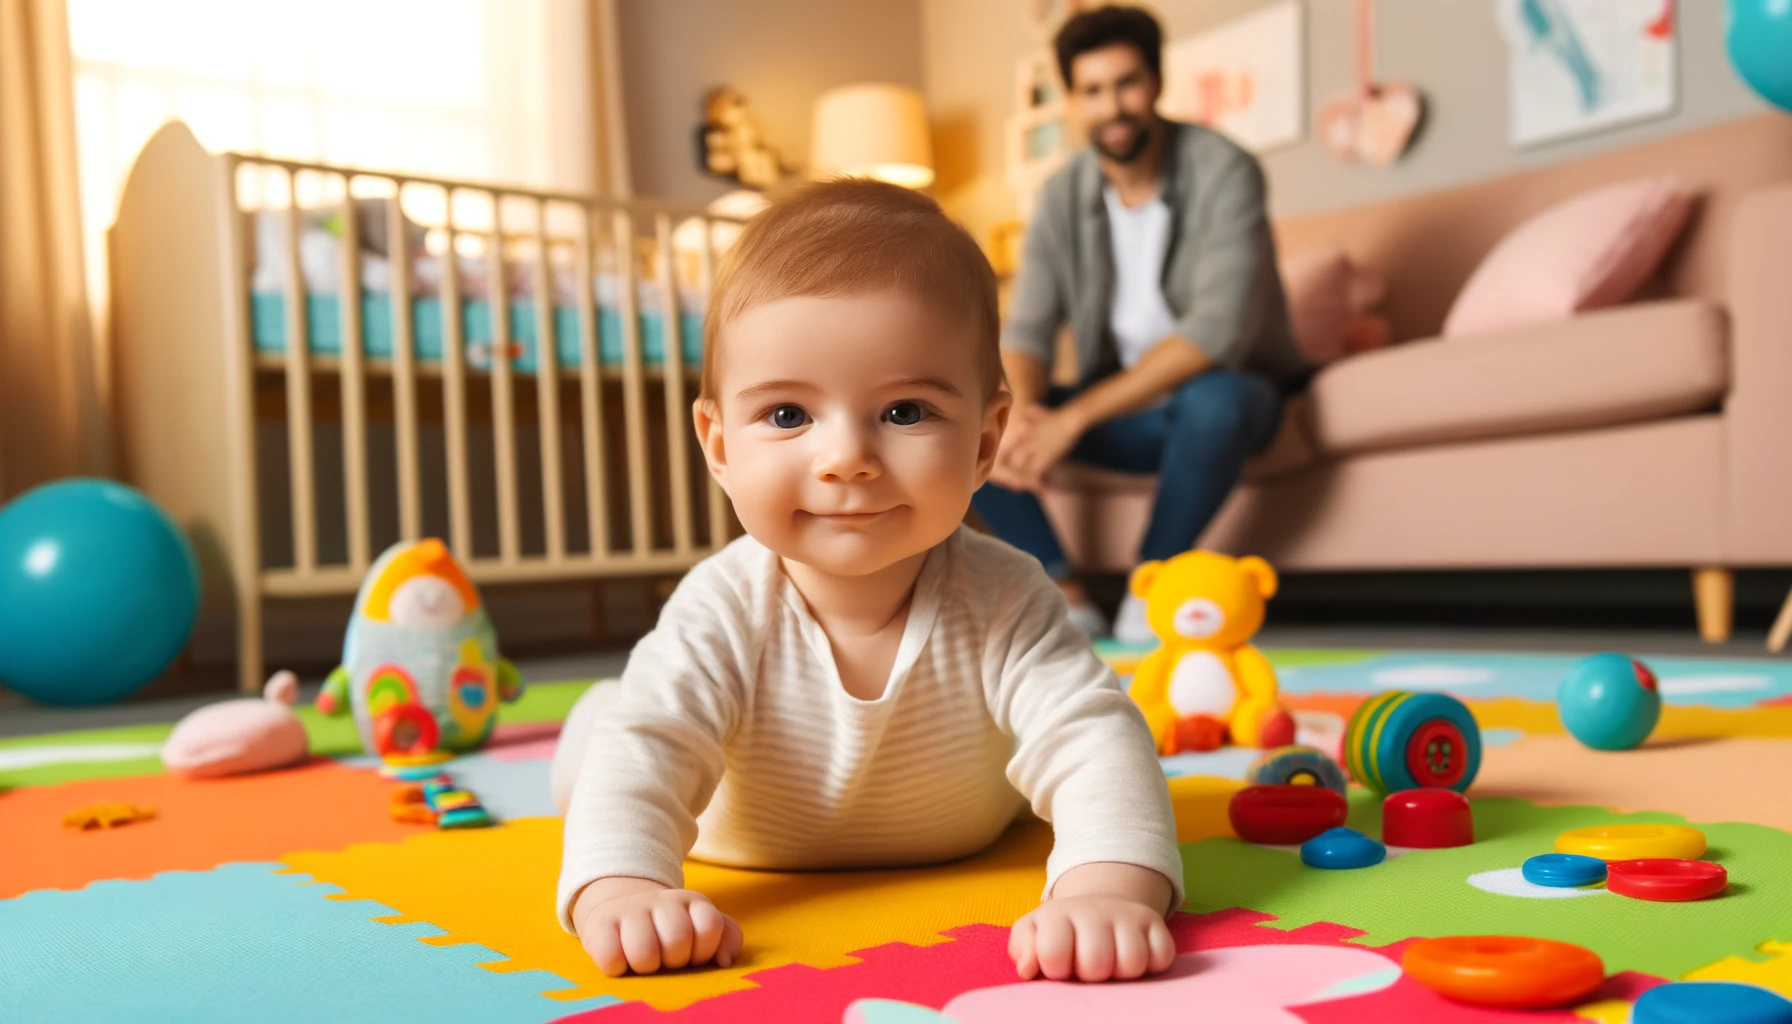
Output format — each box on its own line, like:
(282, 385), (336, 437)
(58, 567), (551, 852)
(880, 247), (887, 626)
(550, 179), (1182, 984)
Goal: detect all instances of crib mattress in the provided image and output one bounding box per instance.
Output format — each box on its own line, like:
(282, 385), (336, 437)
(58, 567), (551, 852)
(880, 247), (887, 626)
(250, 292), (704, 374)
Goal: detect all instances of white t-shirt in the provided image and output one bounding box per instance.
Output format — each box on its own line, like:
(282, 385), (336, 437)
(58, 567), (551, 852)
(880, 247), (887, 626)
(1103, 187), (1181, 369)
(556, 526), (1184, 930)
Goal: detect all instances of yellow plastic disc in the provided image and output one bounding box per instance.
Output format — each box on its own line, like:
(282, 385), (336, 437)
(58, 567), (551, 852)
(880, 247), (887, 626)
(1554, 824), (1706, 861)
(380, 749), (454, 769)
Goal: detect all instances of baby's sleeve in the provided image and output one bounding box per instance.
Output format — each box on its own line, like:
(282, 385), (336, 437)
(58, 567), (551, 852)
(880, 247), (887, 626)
(985, 567), (1185, 912)
(555, 571), (748, 932)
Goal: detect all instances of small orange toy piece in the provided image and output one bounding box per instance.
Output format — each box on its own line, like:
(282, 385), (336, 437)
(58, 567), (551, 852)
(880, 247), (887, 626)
(388, 784), (438, 825)
(62, 802), (158, 830)
(1402, 935), (1605, 1009)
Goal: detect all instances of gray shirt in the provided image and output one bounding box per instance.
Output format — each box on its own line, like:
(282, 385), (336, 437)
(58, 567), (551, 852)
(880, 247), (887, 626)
(1002, 121), (1308, 388)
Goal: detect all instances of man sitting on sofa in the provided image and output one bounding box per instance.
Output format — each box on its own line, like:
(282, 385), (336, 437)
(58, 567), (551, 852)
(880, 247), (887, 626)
(977, 4), (1309, 643)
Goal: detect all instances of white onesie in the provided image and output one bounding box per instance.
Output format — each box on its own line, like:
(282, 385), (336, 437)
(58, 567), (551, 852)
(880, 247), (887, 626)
(553, 527), (1183, 930)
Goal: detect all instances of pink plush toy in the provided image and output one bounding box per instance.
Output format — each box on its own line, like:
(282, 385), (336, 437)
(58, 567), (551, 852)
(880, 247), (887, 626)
(162, 671), (310, 779)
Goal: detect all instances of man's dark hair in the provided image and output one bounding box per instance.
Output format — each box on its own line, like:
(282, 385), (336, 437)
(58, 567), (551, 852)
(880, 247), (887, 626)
(1053, 6), (1163, 89)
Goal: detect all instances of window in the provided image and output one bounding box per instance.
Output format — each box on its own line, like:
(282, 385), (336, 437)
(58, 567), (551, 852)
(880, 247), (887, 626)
(67, 0), (593, 307)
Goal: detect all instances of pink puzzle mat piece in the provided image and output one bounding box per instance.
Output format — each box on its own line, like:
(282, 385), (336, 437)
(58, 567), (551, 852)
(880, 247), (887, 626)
(551, 908), (1663, 1023)
(483, 722), (562, 762)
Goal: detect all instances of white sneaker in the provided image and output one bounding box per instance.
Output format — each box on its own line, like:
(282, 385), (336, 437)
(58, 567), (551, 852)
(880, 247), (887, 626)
(1065, 601), (1111, 640)
(1113, 593), (1156, 646)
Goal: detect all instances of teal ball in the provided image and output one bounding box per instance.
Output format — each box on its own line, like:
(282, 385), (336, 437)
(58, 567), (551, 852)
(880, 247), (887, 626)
(1727, 0), (1792, 113)
(1558, 653), (1661, 751)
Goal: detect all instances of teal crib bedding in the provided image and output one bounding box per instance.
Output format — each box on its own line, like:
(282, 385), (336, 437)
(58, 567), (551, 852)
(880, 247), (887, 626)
(250, 292), (704, 373)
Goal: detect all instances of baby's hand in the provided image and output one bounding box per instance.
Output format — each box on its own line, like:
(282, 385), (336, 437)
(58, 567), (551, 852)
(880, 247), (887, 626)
(572, 876), (743, 977)
(1009, 894), (1177, 982)
(1009, 862), (1178, 982)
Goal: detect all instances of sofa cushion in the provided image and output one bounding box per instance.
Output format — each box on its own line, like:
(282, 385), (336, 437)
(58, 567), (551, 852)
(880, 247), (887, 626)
(1442, 176), (1691, 338)
(1310, 299), (1728, 457)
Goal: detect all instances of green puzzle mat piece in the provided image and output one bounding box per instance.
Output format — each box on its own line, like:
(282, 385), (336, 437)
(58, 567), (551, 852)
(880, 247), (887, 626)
(0, 680), (600, 789)
(1182, 792), (1792, 981)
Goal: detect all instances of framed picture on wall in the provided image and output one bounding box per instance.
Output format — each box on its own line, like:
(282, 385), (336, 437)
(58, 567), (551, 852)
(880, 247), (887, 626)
(1158, 0), (1306, 153)
(1499, 0), (1676, 147)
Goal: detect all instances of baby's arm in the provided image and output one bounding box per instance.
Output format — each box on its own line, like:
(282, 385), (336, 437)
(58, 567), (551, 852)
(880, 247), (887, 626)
(558, 577), (749, 976)
(987, 567), (1185, 982)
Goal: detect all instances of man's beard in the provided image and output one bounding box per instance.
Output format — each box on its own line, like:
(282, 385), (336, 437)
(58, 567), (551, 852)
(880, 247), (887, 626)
(1093, 114), (1152, 164)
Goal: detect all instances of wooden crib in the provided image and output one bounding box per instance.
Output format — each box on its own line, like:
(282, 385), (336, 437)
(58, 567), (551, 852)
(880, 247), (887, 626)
(110, 122), (744, 691)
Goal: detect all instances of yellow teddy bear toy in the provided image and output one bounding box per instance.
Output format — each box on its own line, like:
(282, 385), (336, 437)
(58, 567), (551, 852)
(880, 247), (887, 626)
(1127, 550), (1296, 754)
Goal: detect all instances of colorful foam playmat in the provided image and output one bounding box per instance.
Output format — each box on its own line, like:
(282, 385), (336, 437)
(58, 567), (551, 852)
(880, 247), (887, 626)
(4, 646), (1791, 1022)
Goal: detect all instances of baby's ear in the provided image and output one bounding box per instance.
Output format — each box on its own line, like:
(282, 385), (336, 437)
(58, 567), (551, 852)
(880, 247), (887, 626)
(1130, 560), (1164, 600)
(974, 391), (1013, 485)
(692, 398), (728, 486)
(1239, 556), (1279, 599)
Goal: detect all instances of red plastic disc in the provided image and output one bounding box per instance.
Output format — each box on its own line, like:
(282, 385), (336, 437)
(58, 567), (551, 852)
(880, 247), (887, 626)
(1405, 718), (1469, 788)
(1228, 784), (1348, 845)
(1383, 788), (1475, 848)
(1607, 859), (1728, 902)
(373, 703), (441, 756)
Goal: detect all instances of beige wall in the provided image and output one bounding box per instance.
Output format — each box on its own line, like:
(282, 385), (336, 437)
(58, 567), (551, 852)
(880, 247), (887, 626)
(923, 0), (1768, 244)
(618, 0), (925, 207)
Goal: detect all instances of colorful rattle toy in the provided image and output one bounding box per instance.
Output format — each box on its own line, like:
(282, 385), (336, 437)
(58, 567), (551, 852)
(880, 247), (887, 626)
(316, 539), (523, 763)
(1126, 551), (1296, 753)
(389, 773), (493, 829)
(1342, 690), (1481, 794)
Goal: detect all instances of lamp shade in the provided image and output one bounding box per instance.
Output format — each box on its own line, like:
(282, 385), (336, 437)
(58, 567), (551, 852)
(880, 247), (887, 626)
(810, 84), (934, 189)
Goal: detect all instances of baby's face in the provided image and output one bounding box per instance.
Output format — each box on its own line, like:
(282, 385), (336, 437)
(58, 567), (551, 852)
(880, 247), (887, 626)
(699, 290), (1007, 578)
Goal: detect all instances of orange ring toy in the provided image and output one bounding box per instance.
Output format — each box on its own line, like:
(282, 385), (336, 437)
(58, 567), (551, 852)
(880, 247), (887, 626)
(1402, 936), (1606, 1009)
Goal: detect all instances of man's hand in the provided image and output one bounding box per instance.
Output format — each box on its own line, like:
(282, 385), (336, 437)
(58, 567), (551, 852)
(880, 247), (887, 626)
(1008, 861), (1178, 982)
(572, 876), (743, 977)
(1000, 406), (1084, 492)
(989, 402), (1042, 491)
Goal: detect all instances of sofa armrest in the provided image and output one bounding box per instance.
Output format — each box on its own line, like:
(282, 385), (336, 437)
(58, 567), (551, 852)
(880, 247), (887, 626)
(1725, 183), (1792, 564)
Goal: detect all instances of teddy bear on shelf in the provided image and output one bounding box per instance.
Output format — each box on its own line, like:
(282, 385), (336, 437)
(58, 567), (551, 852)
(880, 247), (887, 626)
(1126, 550), (1296, 754)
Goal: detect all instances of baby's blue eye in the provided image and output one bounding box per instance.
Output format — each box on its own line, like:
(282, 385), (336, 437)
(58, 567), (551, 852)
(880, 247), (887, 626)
(770, 405), (808, 429)
(884, 402), (927, 426)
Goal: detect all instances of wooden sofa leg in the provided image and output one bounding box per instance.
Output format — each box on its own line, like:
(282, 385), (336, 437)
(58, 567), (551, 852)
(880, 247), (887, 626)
(1692, 567), (1734, 644)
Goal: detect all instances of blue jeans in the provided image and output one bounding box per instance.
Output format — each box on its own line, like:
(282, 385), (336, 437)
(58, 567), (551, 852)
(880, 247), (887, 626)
(973, 369), (1283, 579)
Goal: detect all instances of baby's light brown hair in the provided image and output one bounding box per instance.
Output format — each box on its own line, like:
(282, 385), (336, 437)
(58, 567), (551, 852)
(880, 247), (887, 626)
(699, 178), (1003, 405)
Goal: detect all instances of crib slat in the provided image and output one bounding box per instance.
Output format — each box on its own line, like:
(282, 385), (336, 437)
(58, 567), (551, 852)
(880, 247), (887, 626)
(488, 216), (523, 565)
(612, 210), (653, 557)
(655, 213), (695, 558)
(440, 196), (474, 559)
(696, 216), (730, 552)
(281, 175), (318, 574)
(534, 201), (566, 562)
(574, 207), (610, 557)
(338, 180), (371, 573)
(388, 191), (422, 542)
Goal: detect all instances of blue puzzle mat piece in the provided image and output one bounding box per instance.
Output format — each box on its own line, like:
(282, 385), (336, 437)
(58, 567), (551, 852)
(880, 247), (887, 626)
(1276, 652), (1792, 710)
(339, 753), (557, 822)
(0, 862), (615, 1023)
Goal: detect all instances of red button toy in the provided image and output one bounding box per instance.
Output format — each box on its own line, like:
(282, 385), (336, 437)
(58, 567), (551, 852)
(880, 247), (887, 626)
(1383, 788), (1474, 848)
(1607, 859), (1728, 902)
(1229, 784), (1348, 845)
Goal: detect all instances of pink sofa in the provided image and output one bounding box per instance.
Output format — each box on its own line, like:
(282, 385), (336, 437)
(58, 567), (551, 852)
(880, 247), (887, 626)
(1039, 114), (1792, 642)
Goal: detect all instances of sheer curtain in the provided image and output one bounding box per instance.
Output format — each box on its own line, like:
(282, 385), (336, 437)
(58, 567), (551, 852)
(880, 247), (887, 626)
(67, 0), (602, 321)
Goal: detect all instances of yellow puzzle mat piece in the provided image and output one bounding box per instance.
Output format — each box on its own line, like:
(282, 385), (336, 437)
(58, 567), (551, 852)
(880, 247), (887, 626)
(1685, 938), (1792, 998)
(277, 776), (1242, 1010)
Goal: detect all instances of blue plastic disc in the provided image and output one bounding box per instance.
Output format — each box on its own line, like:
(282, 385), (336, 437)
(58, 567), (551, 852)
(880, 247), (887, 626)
(1300, 827), (1387, 870)
(1632, 981), (1792, 1024)
(1522, 853), (1608, 889)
